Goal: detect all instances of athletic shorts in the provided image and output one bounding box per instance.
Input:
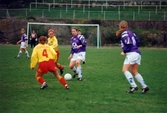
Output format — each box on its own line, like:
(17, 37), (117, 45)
(124, 52), (141, 65)
(37, 60), (57, 74)
(20, 42), (26, 48)
(71, 52), (86, 62)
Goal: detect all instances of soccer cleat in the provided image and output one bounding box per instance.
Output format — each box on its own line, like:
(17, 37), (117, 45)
(66, 86), (70, 89)
(73, 73), (78, 78)
(40, 83), (48, 89)
(77, 77), (82, 81)
(83, 61), (86, 64)
(15, 56), (19, 58)
(26, 56), (30, 59)
(128, 87), (138, 93)
(60, 67), (64, 75)
(142, 87), (149, 94)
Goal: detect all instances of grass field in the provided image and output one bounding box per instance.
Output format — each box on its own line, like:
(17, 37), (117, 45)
(0, 45), (167, 113)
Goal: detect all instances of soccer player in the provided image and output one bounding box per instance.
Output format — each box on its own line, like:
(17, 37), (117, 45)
(30, 36), (69, 89)
(15, 28), (30, 58)
(116, 20), (149, 94)
(68, 28), (87, 81)
(47, 29), (64, 75)
(77, 29), (86, 64)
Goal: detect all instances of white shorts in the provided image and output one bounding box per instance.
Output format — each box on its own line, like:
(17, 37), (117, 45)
(20, 42), (26, 48)
(124, 52), (141, 65)
(71, 52), (86, 62)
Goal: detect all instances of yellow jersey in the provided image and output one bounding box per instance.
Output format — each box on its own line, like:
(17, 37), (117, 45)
(30, 44), (57, 68)
(47, 36), (58, 51)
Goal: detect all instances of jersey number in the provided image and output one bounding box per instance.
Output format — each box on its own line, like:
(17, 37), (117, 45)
(42, 49), (48, 58)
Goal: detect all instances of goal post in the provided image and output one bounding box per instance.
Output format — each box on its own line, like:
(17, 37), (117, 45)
(27, 22), (101, 48)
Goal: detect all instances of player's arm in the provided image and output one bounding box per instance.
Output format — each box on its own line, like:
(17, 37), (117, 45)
(78, 35), (87, 47)
(17, 40), (21, 44)
(30, 47), (38, 69)
(53, 38), (58, 48)
(134, 33), (140, 47)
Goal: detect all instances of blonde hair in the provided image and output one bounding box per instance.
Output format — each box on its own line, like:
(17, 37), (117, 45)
(119, 20), (128, 29)
(116, 20), (128, 37)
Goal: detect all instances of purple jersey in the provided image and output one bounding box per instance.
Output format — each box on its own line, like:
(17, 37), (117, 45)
(70, 35), (87, 54)
(120, 30), (141, 54)
(21, 34), (28, 42)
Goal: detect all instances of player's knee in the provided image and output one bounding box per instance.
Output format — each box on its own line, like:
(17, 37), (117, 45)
(69, 65), (73, 69)
(75, 61), (80, 66)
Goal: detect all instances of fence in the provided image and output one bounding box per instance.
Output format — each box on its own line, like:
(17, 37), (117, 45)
(1, 9), (166, 21)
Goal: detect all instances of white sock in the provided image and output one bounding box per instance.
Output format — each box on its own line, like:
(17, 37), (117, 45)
(77, 65), (82, 78)
(135, 73), (147, 88)
(71, 67), (77, 73)
(25, 51), (29, 57)
(124, 71), (137, 87)
(17, 51), (22, 57)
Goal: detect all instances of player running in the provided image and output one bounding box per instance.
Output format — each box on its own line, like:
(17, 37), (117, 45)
(47, 29), (64, 75)
(116, 20), (149, 94)
(68, 28), (87, 81)
(15, 28), (30, 58)
(30, 36), (69, 89)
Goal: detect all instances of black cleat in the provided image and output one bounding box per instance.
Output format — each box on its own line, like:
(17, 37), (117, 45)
(73, 73), (78, 78)
(60, 67), (64, 75)
(128, 87), (138, 93)
(83, 61), (86, 64)
(40, 83), (48, 89)
(142, 87), (149, 94)
(15, 56), (19, 58)
(77, 78), (82, 81)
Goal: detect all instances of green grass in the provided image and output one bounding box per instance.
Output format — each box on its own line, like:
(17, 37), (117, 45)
(0, 45), (167, 113)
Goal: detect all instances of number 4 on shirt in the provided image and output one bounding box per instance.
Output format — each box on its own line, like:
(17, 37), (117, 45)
(42, 49), (48, 58)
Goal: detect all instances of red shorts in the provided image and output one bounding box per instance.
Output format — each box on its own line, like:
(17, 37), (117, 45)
(37, 60), (57, 74)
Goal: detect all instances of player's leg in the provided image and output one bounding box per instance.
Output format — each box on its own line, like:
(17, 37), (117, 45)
(36, 72), (48, 89)
(23, 48), (30, 58)
(36, 61), (48, 89)
(131, 64), (149, 94)
(82, 52), (86, 64)
(52, 70), (69, 89)
(122, 64), (138, 93)
(30, 40), (33, 48)
(15, 47), (22, 58)
(69, 60), (77, 78)
(56, 51), (64, 75)
(49, 60), (69, 89)
(76, 59), (82, 81)
(33, 39), (36, 47)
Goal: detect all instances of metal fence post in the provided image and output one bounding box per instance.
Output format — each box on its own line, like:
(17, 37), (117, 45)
(66, 4), (68, 12)
(88, 11), (90, 19)
(133, 12), (135, 21)
(73, 10), (75, 19)
(60, 10), (62, 19)
(104, 11), (105, 20)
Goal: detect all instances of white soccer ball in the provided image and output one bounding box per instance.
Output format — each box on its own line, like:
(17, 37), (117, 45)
(64, 73), (72, 80)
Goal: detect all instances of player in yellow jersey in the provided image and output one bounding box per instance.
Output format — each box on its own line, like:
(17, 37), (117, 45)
(47, 29), (64, 75)
(30, 36), (69, 89)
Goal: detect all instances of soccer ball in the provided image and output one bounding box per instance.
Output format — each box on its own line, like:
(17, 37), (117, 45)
(64, 73), (72, 80)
